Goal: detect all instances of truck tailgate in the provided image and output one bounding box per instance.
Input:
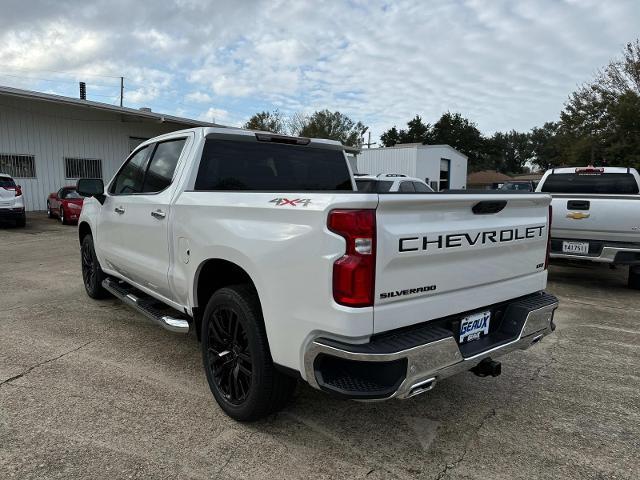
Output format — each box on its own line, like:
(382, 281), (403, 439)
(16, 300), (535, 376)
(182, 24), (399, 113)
(550, 194), (640, 243)
(374, 193), (550, 333)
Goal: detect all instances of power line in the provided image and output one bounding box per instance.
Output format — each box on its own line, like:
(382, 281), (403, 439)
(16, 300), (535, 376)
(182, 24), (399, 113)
(0, 72), (119, 89)
(0, 65), (123, 79)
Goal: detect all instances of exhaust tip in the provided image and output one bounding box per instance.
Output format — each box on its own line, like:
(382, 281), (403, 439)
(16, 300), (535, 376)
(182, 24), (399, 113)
(408, 377), (436, 398)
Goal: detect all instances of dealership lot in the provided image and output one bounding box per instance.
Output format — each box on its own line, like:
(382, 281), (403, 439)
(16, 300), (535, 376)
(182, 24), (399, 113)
(1, 214), (638, 479)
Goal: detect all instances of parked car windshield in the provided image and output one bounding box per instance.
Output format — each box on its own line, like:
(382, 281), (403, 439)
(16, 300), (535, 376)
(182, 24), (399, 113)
(540, 173), (639, 194)
(195, 139), (353, 191)
(500, 182), (532, 191)
(62, 189), (82, 199)
(355, 179), (394, 193)
(0, 175), (16, 188)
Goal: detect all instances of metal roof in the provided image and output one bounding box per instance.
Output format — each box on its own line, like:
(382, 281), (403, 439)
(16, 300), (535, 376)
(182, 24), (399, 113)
(361, 142), (468, 159)
(0, 85), (221, 127)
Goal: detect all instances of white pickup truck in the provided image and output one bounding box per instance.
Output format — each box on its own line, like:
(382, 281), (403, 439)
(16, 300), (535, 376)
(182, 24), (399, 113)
(76, 127), (558, 421)
(537, 166), (640, 288)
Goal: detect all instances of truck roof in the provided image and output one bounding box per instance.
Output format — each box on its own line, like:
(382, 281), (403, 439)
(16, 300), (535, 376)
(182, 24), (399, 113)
(156, 126), (346, 149)
(548, 166), (636, 174)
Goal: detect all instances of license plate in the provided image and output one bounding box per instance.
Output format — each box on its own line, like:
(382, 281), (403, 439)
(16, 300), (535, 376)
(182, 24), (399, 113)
(459, 310), (491, 343)
(562, 241), (589, 255)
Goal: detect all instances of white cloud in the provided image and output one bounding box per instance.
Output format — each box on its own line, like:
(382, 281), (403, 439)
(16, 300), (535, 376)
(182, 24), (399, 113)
(198, 107), (229, 124)
(1, 0), (639, 140)
(185, 91), (213, 103)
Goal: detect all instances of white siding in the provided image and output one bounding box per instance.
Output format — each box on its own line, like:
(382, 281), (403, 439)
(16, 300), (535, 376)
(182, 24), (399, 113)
(356, 147), (417, 176)
(356, 144), (468, 190)
(0, 96), (190, 210)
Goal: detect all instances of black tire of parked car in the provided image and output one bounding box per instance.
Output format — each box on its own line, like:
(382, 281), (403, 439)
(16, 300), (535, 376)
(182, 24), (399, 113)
(202, 285), (296, 421)
(15, 215), (26, 228)
(47, 202), (53, 218)
(59, 207), (67, 225)
(628, 266), (640, 290)
(81, 234), (110, 299)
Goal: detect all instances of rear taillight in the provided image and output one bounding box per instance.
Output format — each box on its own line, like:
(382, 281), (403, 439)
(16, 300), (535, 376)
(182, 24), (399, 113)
(3, 185), (22, 196)
(328, 209), (376, 307)
(545, 204), (552, 269)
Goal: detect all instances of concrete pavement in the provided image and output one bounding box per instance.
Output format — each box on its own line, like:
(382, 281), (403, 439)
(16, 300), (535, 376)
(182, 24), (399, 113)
(1, 213), (638, 479)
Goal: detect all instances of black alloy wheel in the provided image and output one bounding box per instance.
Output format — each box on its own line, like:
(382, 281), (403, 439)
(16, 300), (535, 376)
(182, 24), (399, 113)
(80, 235), (109, 299)
(201, 285), (296, 421)
(206, 306), (253, 404)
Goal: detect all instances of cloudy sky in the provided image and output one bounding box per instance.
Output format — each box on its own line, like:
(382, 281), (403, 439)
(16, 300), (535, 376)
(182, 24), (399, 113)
(1, 0), (638, 140)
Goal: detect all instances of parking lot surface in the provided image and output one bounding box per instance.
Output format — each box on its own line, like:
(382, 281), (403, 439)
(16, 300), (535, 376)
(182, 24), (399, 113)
(1, 214), (639, 479)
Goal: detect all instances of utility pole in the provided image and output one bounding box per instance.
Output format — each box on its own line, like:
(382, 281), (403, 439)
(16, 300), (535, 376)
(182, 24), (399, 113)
(120, 77), (124, 107)
(363, 131), (377, 149)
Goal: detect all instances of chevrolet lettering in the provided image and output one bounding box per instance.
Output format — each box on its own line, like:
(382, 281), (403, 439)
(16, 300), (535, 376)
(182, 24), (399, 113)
(398, 225), (546, 253)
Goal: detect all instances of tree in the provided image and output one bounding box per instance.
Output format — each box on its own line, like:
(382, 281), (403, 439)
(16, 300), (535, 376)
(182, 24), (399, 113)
(430, 112), (488, 171)
(529, 122), (563, 171)
(484, 130), (533, 174)
(557, 39), (640, 169)
(380, 115), (431, 146)
(243, 110), (287, 134)
(297, 110), (367, 147)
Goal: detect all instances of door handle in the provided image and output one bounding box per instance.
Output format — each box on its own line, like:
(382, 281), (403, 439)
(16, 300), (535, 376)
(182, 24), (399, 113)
(151, 209), (166, 219)
(114, 206), (125, 214)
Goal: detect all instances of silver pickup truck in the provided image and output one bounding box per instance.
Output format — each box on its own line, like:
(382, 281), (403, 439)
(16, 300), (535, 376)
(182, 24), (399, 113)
(536, 166), (640, 288)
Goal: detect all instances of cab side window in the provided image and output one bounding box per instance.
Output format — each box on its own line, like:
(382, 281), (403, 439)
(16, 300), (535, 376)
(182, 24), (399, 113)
(413, 182), (430, 192)
(399, 181), (415, 192)
(141, 139), (186, 193)
(110, 146), (151, 195)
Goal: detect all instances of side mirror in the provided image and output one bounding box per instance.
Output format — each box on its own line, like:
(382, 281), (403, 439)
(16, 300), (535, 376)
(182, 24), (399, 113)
(77, 178), (105, 204)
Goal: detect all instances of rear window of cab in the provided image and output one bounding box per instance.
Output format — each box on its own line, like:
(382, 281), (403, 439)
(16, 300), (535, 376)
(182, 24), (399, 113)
(540, 173), (639, 194)
(195, 139), (353, 191)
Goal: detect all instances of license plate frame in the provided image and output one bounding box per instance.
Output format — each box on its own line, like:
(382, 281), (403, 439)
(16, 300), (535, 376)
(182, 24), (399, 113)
(562, 241), (589, 255)
(459, 310), (491, 344)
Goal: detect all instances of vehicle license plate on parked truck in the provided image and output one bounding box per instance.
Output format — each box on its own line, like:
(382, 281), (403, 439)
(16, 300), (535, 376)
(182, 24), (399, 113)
(459, 310), (491, 343)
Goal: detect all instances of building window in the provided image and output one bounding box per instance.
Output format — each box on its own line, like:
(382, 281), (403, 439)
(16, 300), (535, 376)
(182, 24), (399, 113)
(439, 158), (450, 191)
(0, 154), (36, 178)
(65, 157), (103, 179)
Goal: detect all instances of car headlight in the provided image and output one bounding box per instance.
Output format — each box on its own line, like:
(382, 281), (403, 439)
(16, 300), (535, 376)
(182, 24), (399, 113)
(68, 203), (82, 209)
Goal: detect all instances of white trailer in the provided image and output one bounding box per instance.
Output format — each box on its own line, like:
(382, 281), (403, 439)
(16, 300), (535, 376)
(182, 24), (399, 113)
(356, 143), (468, 191)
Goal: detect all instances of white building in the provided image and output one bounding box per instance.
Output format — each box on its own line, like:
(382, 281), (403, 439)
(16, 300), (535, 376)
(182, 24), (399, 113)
(0, 86), (216, 211)
(355, 143), (468, 191)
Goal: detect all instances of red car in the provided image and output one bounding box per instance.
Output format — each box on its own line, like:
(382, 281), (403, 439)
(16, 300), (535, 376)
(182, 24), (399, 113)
(47, 186), (84, 224)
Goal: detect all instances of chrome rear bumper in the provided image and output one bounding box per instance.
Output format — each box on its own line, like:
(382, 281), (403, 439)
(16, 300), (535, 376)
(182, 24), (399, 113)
(550, 245), (640, 264)
(304, 293), (558, 400)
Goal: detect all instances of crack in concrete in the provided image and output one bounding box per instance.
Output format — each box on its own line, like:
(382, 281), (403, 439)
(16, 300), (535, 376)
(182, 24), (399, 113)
(530, 331), (562, 381)
(213, 429), (258, 480)
(0, 340), (93, 388)
(433, 408), (496, 480)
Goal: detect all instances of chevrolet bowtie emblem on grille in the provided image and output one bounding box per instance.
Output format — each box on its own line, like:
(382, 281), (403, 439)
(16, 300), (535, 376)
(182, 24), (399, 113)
(566, 212), (590, 220)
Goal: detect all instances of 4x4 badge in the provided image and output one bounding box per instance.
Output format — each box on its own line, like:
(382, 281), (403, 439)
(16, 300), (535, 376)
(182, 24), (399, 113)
(270, 198), (312, 207)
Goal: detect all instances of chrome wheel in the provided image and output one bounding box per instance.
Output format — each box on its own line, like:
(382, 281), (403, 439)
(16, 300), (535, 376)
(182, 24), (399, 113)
(206, 307), (253, 405)
(59, 207), (64, 224)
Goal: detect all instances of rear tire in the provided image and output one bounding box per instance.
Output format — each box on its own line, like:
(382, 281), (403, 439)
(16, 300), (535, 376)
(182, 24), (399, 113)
(47, 202), (53, 218)
(15, 215), (26, 228)
(81, 235), (110, 299)
(202, 285), (296, 421)
(629, 266), (640, 290)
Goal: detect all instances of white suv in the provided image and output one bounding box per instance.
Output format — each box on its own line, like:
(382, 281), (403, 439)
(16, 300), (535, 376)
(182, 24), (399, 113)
(354, 173), (434, 193)
(0, 173), (26, 227)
